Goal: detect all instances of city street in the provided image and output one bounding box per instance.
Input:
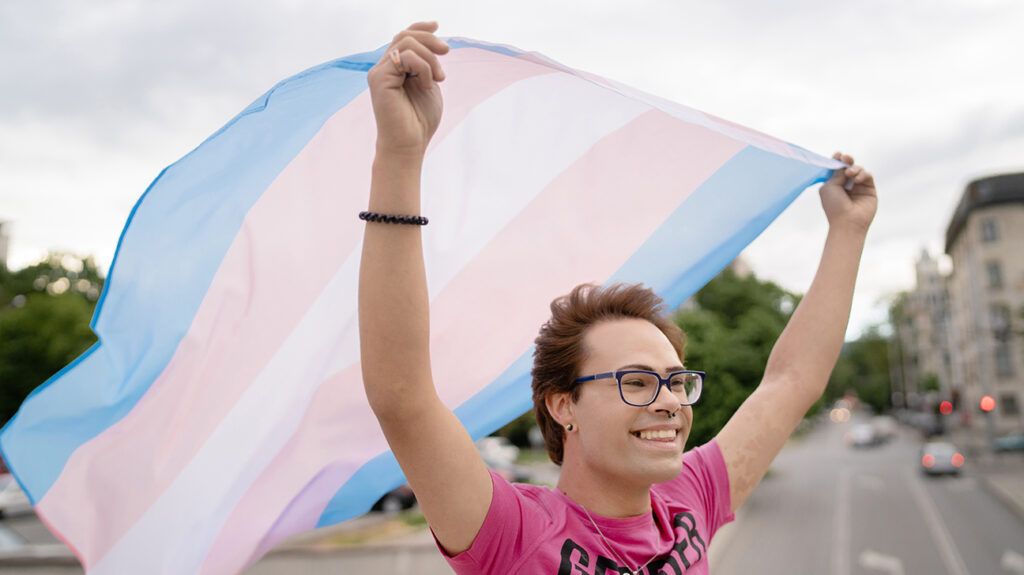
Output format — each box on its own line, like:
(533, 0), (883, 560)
(710, 414), (1024, 575)
(2, 415), (1022, 574)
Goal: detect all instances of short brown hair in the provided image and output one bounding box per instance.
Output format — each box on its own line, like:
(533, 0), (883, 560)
(531, 283), (686, 465)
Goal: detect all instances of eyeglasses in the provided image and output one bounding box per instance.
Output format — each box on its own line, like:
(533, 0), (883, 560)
(573, 369), (704, 407)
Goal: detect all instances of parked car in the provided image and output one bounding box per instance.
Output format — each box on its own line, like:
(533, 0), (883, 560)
(919, 442), (965, 476)
(371, 484), (417, 513)
(993, 433), (1024, 453)
(0, 474), (31, 518)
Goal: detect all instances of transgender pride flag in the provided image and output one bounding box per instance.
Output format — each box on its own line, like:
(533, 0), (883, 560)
(0, 38), (840, 573)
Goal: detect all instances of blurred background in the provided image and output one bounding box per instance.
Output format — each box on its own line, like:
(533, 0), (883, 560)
(1, 1), (1022, 573)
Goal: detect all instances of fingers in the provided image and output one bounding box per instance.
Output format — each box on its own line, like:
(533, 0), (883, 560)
(384, 22), (448, 85)
(392, 29), (450, 57)
(390, 34), (448, 82)
(832, 151), (855, 166)
(405, 20), (439, 33)
(831, 151), (873, 192)
(398, 49), (435, 92)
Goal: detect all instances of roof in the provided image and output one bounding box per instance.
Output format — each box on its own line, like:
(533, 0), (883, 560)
(945, 172), (1024, 253)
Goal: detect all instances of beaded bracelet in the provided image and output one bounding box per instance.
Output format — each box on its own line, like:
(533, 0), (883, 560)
(358, 211), (429, 226)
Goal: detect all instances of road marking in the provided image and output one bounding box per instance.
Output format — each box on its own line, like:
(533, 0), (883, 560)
(857, 474), (886, 490)
(1003, 550), (1024, 574)
(905, 468), (969, 575)
(859, 549), (905, 575)
(832, 467), (851, 575)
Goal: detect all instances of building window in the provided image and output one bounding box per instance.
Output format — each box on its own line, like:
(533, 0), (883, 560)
(995, 342), (1014, 377)
(986, 261), (1003, 289)
(990, 304), (1011, 328)
(981, 218), (999, 242)
(1001, 394), (1020, 416)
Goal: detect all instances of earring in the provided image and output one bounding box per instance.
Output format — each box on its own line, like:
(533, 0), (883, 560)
(566, 423), (575, 432)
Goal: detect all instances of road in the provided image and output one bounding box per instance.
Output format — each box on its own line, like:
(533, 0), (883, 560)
(710, 414), (1024, 575)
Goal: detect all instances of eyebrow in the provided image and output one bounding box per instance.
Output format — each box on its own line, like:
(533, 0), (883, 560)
(617, 363), (687, 373)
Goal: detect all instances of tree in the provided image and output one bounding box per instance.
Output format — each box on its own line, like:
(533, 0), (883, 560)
(0, 253), (103, 424)
(825, 327), (891, 414)
(676, 268), (798, 449)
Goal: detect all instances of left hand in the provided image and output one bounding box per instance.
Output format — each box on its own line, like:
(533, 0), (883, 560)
(819, 152), (877, 234)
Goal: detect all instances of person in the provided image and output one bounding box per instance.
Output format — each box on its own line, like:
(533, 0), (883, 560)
(359, 21), (877, 574)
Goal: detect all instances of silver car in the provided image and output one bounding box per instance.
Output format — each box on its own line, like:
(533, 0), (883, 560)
(919, 442), (964, 476)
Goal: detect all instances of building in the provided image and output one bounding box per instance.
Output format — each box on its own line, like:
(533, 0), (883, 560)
(890, 249), (953, 409)
(945, 172), (1024, 431)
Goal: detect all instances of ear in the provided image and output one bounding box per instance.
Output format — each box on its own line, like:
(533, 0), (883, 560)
(545, 390), (576, 428)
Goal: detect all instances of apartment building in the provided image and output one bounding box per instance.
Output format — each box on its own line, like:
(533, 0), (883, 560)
(945, 172), (1024, 431)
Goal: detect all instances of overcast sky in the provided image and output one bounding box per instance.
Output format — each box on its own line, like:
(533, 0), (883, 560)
(2, 0), (1022, 339)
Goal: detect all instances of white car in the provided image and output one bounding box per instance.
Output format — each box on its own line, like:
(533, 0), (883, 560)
(845, 424), (880, 448)
(476, 436), (520, 468)
(920, 442), (964, 476)
(0, 474), (31, 518)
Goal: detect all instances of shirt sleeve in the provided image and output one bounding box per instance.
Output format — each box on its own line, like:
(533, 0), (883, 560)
(430, 470), (550, 574)
(658, 438), (735, 538)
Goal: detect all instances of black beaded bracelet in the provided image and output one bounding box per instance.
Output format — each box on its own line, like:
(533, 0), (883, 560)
(358, 211), (429, 226)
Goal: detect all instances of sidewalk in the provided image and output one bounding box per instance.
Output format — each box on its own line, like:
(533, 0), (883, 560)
(948, 424), (1024, 522)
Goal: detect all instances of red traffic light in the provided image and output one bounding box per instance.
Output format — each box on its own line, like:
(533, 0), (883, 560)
(980, 395), (996, 413)
(939, 400), (953, 415)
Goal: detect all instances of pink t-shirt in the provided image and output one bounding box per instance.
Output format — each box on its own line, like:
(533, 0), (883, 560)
(434, 439), (734, 574)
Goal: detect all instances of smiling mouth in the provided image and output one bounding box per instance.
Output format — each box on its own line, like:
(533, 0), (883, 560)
(631, 430), (678, 441)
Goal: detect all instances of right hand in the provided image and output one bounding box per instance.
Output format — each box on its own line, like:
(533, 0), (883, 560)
(367, 21), (450, 159)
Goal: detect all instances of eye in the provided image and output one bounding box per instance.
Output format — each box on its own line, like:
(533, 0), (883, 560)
(623, 379), (647, 387)
(669, 376), (690, 390)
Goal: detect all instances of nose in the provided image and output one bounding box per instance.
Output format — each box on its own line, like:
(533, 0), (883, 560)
(648, 381), (683, 415)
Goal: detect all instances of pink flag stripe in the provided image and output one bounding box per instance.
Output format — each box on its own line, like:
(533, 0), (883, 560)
(35, 46), (555, 569)
(199, 110), (745, 573)
(506, 47), (828, 167)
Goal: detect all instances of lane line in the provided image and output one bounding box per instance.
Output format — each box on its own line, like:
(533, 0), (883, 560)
(904, 468), (969, 575)
(1003, 550), (1024, 574)
(833, 467), (851, 575)
(859, 548), (905, 575)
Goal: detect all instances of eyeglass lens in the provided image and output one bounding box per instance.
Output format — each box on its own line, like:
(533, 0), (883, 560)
(619, 371), (701, 406)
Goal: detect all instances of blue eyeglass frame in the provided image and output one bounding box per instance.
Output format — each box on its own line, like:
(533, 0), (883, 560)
(573, 369), (705, 407)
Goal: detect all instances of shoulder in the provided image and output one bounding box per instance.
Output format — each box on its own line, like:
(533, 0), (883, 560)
(436, 471), (565, 568)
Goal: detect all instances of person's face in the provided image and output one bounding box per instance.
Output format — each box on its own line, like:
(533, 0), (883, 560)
(558, 318), (693, 486)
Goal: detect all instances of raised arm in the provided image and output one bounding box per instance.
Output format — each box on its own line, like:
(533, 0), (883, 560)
(360, 21), (492, 555)
(716, 153), (877, 512)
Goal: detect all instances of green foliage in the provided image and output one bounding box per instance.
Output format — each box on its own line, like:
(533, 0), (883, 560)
(494, 410), (536, 448)
(825, 327), (891, 413)
(919, 373), (940, 393)
(0, 254), (103, 424)
(678, 268), (798, 449)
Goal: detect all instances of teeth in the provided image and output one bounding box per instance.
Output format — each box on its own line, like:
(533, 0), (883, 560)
(636, 430), (676, 440)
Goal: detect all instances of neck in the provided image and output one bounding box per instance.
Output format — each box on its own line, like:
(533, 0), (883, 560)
(556, 455), (652, 518)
